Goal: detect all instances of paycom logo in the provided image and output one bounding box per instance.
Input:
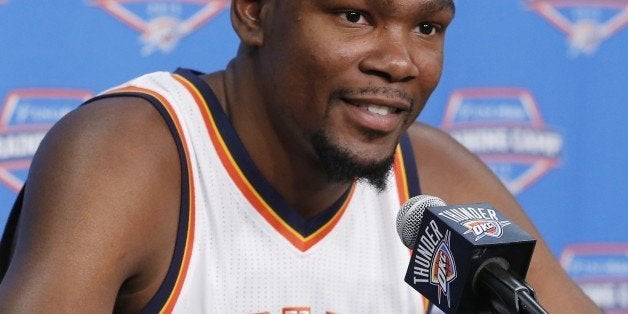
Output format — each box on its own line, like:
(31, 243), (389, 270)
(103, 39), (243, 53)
(441, 88), (563, 195)
(561, 243), (628, 312)
(0, 89), (91, 194)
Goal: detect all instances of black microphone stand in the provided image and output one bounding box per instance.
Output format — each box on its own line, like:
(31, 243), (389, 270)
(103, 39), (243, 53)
(474, 259), (548, 314)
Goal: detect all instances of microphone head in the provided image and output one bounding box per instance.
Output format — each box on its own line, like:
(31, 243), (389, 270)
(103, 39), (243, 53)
(396, 195), (446, 249)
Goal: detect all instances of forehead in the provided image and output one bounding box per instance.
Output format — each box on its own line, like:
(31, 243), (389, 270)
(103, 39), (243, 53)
(375, 0), (455, 14)
(304, 0), (454, 15)
(269, 0), (455, 27)
(276, 0), (456, 16)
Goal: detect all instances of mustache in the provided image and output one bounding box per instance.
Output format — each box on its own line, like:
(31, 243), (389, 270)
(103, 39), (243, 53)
(329, 86), (414, 105)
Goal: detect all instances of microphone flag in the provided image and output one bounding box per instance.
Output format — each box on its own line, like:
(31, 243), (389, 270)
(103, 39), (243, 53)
(404, 203), (536, 313)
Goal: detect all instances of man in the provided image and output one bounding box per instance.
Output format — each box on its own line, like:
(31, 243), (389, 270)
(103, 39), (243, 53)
(0, 0), (599, 312)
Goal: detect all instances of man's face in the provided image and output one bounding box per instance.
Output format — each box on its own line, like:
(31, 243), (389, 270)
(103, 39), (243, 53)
(254, 0), (454, 184)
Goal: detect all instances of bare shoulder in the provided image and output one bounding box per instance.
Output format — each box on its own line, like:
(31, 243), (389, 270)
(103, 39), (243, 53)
(0, 96), (181, 312)
(407, 121), (544, 237)
(407, 121), (543, 248)
(406, 122), (511, 204)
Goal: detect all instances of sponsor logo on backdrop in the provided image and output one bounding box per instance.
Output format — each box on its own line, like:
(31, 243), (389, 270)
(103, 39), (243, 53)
(92, 0), (230, 56)
(526, 0), (628, 57)
(0, 89), (92, 192)
(441, 88), (563, 195)
(561, 243), (628, 312)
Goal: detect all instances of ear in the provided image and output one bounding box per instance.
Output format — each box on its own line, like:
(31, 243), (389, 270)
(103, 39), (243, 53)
(231, 0), (269, 46)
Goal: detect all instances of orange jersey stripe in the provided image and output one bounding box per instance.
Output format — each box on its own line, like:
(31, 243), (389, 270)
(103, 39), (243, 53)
(393, 145), (410, 205)
(104, 86), (196, 312)
(393, 143), (432, 313)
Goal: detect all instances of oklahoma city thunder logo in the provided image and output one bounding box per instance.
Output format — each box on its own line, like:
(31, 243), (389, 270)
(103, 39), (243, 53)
(430, 230), (457, 308)
(441, 88), (563, 195)
(526, 0), (627, 57)
(462, 220), (512, 241)
(0, 89), (91, 193)
(92, 0), (229, 56)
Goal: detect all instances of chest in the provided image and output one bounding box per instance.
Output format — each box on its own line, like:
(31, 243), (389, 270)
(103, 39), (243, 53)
(175, 183), (421, 313)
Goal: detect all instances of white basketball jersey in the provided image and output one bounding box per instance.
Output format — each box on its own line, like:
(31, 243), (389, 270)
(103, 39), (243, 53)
(99, 68), (431, 314)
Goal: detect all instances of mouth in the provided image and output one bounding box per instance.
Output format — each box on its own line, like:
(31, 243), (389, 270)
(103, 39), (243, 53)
(337, 96), (411, 134)
(343, 98), (407, 116)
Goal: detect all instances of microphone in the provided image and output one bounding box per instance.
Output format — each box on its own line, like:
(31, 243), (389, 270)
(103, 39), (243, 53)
(396, 195), (548, 313)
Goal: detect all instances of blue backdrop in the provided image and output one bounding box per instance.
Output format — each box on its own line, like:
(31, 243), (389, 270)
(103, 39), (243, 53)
(1, 0), (626, 311)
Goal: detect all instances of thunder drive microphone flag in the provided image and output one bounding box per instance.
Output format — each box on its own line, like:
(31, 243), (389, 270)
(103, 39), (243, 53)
(397, 195), (538, 313)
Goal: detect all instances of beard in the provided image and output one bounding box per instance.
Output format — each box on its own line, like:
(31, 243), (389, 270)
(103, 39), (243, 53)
(310, 130), (395, 192)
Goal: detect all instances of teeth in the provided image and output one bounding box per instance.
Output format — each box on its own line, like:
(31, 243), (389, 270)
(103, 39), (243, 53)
(362, 104), (394, 115)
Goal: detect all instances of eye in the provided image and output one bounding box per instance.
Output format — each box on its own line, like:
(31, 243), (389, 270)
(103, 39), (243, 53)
(341, 10), (368, 25)
(415, 23), (441, 36)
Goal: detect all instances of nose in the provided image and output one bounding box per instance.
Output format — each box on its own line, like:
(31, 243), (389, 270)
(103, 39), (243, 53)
(358, 29), (419, 83)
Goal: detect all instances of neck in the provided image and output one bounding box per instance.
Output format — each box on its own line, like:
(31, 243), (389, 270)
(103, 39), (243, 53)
(203, 56), (352, 219)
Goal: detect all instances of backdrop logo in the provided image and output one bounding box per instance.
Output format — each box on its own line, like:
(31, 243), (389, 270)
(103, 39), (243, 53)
(441, 88), (563, 195)
(92, 0), (230, 56)
(561, 243), (628, 312)
(527, 0), (628, 57)
(0, 89), (92, 192)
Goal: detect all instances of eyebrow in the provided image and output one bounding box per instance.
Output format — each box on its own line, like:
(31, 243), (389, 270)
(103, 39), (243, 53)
(422, 0), (456, 14)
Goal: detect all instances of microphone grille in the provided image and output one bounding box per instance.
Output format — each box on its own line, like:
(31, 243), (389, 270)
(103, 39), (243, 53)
(396, 195), (446, 249)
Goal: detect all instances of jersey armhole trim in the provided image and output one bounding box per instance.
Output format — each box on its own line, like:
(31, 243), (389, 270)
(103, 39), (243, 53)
(87, 89), (196, 313)
(395, 133), (430, 312)
(394, 132), (421, 204)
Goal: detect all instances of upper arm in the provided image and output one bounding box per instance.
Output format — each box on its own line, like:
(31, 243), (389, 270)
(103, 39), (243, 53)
(407, 122), (601, 313)
(0, 96), (180, 312)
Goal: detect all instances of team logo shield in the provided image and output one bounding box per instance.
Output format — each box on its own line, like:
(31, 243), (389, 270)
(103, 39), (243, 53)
(92, 0), (230, 55)
(430, 230), (457, 308)
(526, 0), (628, 57)
(441, 88), (563, 195)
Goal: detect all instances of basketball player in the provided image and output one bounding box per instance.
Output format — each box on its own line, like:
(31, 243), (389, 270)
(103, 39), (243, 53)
(0, 0), (600, 312)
